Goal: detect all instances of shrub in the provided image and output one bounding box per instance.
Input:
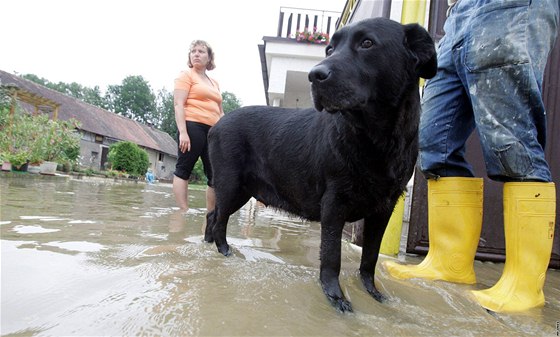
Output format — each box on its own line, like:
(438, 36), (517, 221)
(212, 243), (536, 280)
(107, 141), (149, 177)
(39, 116), (81, 164)
(190, 158), (206, 183)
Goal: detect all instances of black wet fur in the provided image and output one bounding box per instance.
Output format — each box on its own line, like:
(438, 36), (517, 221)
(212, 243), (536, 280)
(206, 18), (436, 312)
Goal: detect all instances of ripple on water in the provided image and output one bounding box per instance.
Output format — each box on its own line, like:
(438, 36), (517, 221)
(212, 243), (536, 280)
(67, 220), (97, 224)
(236, 246), (285, 264)
(19, 215), (69, 222)
(12, 225), (61, 234)
(43, 241), (105, 253)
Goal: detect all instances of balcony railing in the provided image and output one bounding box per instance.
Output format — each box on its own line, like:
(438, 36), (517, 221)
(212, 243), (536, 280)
(276, 7), (340, 39)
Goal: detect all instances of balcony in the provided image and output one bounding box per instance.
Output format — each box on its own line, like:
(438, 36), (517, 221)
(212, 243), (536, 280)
(259, 7), (340, 108)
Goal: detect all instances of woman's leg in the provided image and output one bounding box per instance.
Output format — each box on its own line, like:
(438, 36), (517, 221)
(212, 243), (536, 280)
(173, 122), (209, 210)
(200, 127), (215, 213)
(173, 175), (189, 210)
(206, 186), (215, 212)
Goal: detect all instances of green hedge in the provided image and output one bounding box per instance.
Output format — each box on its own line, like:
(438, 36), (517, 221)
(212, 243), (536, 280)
(107, 141), (149, 178)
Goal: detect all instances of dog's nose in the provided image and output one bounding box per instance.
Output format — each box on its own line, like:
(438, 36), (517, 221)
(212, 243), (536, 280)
(308, 64), (331, 83)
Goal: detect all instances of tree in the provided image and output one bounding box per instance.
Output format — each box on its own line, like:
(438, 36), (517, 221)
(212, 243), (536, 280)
(105, 75), (156, 125)
(222, 91), (242, 113)
(107, 141), (149, 177)
(23, 74), (105, 107)
(22, 74), (48, 86)
(82, 86), (106, 108)
(157, 88), (177, 139)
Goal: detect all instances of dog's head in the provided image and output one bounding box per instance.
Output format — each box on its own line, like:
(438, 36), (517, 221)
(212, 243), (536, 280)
(309, 17), (437, 113)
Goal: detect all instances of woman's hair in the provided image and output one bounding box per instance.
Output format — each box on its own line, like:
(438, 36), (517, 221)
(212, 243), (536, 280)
(187, 40), (216, 70)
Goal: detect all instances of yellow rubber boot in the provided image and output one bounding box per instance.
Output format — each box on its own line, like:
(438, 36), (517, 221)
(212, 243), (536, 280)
(472, 182), (556, 312)
(384, 177), (483, 283)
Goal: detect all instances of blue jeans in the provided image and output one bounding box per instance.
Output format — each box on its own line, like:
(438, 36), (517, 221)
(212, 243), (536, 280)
(419, 0), (559, 182)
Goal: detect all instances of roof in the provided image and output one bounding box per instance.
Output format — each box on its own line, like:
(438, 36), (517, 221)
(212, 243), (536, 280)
(0, 69), (177, 157)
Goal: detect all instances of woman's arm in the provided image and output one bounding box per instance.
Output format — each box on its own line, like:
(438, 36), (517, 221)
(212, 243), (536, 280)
(174, 89), (190, 153)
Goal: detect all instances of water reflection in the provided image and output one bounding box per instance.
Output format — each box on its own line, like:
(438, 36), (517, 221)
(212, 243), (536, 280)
(1, 175), (559, 336)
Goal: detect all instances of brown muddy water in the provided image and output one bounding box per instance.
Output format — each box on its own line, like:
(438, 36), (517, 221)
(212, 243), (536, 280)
(1, 174), (559, 337)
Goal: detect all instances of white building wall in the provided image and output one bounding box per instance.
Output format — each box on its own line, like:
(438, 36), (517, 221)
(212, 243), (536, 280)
(265, 41), (326, 108)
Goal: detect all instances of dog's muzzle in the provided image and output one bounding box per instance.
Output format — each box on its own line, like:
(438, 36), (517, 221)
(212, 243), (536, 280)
(309, 64), (334, 112)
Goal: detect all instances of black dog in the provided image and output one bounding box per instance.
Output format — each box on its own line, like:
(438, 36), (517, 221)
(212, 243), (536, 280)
(205, 18), (437, 312)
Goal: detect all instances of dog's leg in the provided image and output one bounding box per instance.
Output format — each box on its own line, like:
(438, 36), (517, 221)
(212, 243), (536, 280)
(212, 208), (233, 256)
(359, 214), (391, 303)
(212, 193), (252, 257)
(319, 206), (353, 313)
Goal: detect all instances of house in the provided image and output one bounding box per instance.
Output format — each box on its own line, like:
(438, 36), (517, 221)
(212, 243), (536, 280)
(0, 69), (177, 181)
(259, 1), (560, 267)
(259, 7), (340, 108)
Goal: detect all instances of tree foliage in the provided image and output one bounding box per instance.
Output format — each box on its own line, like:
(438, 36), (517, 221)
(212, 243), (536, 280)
(22, 74), (106, 108)
(105, 75), (157, 125)
(157, 88), (177, 138)
(107, 141), (149, 177)
(222, 91), (242, 113)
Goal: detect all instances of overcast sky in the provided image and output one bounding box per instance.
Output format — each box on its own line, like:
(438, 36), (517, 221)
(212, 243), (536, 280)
(0, 0), (345, 106)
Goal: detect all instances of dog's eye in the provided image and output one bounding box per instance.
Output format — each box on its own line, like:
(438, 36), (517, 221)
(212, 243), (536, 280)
(325, 46), (334, 56)
(361, 39), (374, 49)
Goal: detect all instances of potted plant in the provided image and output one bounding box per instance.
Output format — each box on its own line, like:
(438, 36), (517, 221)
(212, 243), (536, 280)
(0, 104), (36, 172)
(39, 119), (62, 175)
(1, 152), (12, 171)
(294, 27), (330, 44)
(0, 92), (81, 175)
(27, 122), (45, 174)
(5, 150), (29, 171)
(40, 117), (81, 175)
(27, 147), (43, 174)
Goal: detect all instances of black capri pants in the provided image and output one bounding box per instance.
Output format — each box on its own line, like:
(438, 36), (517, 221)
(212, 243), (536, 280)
(174, 121), (213, 187)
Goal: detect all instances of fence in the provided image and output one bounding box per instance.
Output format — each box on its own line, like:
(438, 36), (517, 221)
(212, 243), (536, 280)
(276, 7), (340, 39)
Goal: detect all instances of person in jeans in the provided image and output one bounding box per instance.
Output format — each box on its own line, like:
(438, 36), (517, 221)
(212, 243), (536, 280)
(384, 0), (558, 312)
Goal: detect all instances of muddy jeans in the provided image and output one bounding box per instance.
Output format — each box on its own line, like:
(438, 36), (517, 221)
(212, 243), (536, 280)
(419, 0), (559, 182)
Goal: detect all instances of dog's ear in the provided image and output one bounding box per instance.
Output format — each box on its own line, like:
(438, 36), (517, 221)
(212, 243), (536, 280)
(403, 23), (437, 79)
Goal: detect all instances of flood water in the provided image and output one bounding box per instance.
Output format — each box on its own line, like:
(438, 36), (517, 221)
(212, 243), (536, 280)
(1, 174), (559, 336)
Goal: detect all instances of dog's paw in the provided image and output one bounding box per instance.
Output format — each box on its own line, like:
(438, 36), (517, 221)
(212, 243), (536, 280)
(360, 272), (387, 303)
(217, 243), (232, 257)
(368, 289), (387, 303)
(329, 296), (353, 313)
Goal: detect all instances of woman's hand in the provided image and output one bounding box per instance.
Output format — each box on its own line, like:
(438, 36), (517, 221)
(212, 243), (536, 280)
(179, 131), (191, 153)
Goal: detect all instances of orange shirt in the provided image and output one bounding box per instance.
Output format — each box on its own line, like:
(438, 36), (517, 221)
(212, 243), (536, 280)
(174, 69), (222, 126)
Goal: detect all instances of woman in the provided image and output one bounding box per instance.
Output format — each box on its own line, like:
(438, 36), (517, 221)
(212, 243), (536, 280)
(173, 40), (224, 211)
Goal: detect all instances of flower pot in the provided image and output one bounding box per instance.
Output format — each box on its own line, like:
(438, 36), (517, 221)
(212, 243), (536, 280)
(40, 161), (58, 175)
(28, 164), (42, 174)
(12, 162), (28, 172)
(2, 162), (12, 172)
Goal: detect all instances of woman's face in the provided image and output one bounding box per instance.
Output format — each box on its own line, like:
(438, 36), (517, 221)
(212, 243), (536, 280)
(190, 44), (209, 69)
